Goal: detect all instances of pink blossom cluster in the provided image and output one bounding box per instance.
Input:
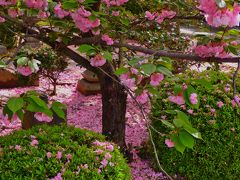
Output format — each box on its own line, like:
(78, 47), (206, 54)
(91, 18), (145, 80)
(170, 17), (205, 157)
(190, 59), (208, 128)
(145, 10), (176, 24)
(190, 93), (198, 105)
(17, 66), (33, 76)
(101, 35), (114, 45)
(24, 0), (48, 10)
(54, 4), (69, 19)
(232, 95), (240, 107)
(165, 139), (174, 148)
(120, 72), (136, 90)
(34, 112), (52, 122)
(194, 43), (230, 58)
(0, 16), (5, 23)
(90, 54), (106, 67)
(198, 0), (240, 27)
(92, 140), (114, 152)
(136, 90), (149, 105)
(168, 95), (185, 105)
(0, 0), (16, 6)
(102, 0), (128, 7)
(150, 73), (164, 86)
(71, 7), (100, 33)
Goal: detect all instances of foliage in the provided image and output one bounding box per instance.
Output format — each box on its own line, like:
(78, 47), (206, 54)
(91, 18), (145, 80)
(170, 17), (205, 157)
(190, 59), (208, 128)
(151, 70), (240, 179)
(3, 90), (67, 122)
(0, 124), (131, 179)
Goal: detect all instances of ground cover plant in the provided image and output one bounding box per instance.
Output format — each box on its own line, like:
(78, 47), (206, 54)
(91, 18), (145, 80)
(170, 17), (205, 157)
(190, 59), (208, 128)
(0, 124), (130, 179)
(151, 70), (240, 179)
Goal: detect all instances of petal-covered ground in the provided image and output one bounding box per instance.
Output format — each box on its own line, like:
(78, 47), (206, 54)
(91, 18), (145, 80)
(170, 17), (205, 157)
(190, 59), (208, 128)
(0, 60), (165, 179)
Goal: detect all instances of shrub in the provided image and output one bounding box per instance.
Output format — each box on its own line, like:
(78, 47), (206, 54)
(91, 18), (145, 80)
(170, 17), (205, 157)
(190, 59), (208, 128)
(0, 125), (130, 179)
(151, 70), (240, 179)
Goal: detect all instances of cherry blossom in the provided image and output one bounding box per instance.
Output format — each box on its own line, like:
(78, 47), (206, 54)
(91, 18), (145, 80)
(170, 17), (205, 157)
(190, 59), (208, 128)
(17, 66), (33, 76)
(165, 139), (174, 148)
(101, 35), (114, 45)
(34, 112), (52, 122)
(150, 73), (164, 87)
(54, 4), (69, 19)
(168, 95), (185, 105)
(56, 151), (62, 159)
(136, 91), (149, 104)
(0, 16), (5, 23)
(217, 101), (224, 108)
(90, 54), (106, 67)
(190, 93), (198, 105)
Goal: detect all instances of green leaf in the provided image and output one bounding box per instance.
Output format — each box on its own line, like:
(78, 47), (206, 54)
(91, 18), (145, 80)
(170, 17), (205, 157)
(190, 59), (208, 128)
(140, 63), (156, 75)
(174, 84), (182, 95)
(0, 60), (6, 68)
(161, 120), (175, 129)
(16, 109), (24, 121)
(78, 44), (96, 55)
(128, 57), (142, 66)
(3, 105), (13, 119)
(7, 97), (24, 113)
(184, 125), (202, 139)
(179, 130), (195, 149)
(51, 103), (66, 120)
(28, 95), (48, 109)
(17, 57), (28, 66)
(156, 65), (173, 77)
(62, 0), (78, 9)
(171, 134), (186, 154)
(115, 67), (129, 75)
(102, 51), (112, 61)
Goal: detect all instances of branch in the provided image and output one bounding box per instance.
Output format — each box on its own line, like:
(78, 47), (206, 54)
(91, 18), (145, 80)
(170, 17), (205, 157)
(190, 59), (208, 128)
(69, 36), (240, 63)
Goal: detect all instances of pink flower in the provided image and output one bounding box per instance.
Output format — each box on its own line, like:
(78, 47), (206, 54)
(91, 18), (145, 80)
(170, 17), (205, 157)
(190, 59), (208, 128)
(8, 9), (18, 18)
(54, 4), (69, 19)
(190, 93), (198, 105)
(100, 159), (108, 167)
(30, 139), (39, 147)
(145, 11), (156, 20)
(187, 109), (194, 114)
(56, 151), (62, 159)
(0, 16), (5, 23)
(112, 11), (120, 16)
(136, 91), (149, 104)
(94, 149), (103, 155)
(168, 95), (185, 105)
(120, 73), (136, 90)
(47, 152), (52, 158)
(233, 95), (240, 107)
(106, 144), (114, 152)
(51, 173), (62, 180)
(210, 108), (216, 114)
(165, 139), (174, 148)
(90, 54), (106, 67)
(15, 145), (21, 151)
(17, 66), (33, 76)
(24, 0), (48, 10)
(150, 73), (164, 86)
(194, 43), (230, 58)
(101, 35), (114, 45)
(66, 154), (72, 160)
(217, 101), (224, 108)
(83, 164), (88, 169)
(224, 86), (231, 92)
(34, 112), (52, 122)
(105, 153), (112, 160)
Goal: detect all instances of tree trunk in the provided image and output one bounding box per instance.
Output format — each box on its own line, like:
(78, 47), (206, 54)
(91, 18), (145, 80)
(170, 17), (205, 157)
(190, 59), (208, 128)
(98, 67), (127, 148)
